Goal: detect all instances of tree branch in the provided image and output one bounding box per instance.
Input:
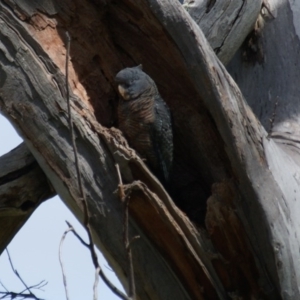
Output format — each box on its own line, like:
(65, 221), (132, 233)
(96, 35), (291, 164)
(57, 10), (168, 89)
(0, 0), (292, 298)
(63, 222), (129, 300)
(0, 143), (54, 254)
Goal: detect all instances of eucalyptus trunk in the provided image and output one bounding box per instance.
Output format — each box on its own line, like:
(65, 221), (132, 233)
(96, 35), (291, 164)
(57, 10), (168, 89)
(0, 0), (298, 299)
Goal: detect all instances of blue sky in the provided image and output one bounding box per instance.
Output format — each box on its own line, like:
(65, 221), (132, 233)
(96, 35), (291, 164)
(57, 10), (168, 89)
(0, 114), (123, 299)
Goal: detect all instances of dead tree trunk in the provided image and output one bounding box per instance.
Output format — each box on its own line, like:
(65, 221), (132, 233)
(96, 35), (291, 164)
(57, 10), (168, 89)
(0, 0), (299, 299)
(0, 143), (54, 252)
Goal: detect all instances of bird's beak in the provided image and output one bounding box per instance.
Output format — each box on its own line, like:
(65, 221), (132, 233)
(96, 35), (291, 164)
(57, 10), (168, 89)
(118, 84), (130, 100)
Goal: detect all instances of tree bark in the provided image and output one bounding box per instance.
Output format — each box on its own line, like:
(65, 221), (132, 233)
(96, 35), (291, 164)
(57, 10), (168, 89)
(227, 1), (300, 298)
(184, 0), (262, 65)
(0, 143), (54, 253)
(0, 0), (298, 299)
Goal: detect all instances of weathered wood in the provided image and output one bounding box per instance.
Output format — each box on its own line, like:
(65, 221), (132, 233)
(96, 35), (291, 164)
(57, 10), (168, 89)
(226, 1), (300, 298)
(0, 143), (54, 253)
(184, 0), (262, 64)
(205, 181), (265, 298)
(0, 2), (224, 299)
(0, 0), (297, 299)
(227, 0), (300, 137)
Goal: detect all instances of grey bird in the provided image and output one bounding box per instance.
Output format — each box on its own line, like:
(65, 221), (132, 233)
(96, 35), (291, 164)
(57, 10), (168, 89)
(115, 65), (173, 183)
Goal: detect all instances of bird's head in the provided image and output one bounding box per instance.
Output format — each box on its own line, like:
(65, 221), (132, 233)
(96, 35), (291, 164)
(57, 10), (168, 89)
(115, 65), (156, 101)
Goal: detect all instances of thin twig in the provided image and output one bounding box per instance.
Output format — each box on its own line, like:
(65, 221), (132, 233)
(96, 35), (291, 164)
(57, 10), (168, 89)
(115, 164), (136, 299)
(6, 249), (31, 294)
(0, 291), (43, 299)
(2, 250), (45, 300)
(124, 197), (135, 299)
(65, 221), (89, 247)
(6, 250), (41, 300)
(115, 163), (125, 200)
(93, 268), (100, 300)
(65, 30), (100, 296)
(65, 32), (130, 300)
(64, 222), (129, 300)
(19, 281), (47, 295)
(65, 32), (85, 209)
(0, 282), (8, 292)
(128, 236), (140, 249)
(59, 227), (73, 300)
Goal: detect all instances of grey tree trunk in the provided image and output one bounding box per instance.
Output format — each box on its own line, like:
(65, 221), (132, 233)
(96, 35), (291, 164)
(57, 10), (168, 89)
(0, 0), (298, 299)
(226, 1), (300, 298)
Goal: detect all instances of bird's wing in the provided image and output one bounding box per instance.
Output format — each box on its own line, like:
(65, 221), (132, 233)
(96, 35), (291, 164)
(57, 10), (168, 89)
(151, 96), (173, 183)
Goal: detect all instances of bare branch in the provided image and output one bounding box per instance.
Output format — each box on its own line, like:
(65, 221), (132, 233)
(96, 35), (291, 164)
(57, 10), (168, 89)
(6, 250), (38, 299)
(59, 227), (73, 300)
(1, 250), (45, 300)
(0, 143), (54, 254)
(63, 32), (131, 300)
(0, 291), (43, 299)
(93, 268), (100, 300)
(128, 236), (140, 249)
(65, 221), (89, 248)
(65, 32), (86, 212)
(116, 164), (136, 300)
(65, 30), (99, 296)
(64, 222), (130, 300)
(0, 281), (8, 293)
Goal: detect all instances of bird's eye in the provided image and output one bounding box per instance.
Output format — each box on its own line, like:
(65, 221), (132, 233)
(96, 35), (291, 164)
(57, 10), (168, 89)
(122, 82), (131, 89)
